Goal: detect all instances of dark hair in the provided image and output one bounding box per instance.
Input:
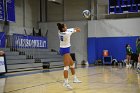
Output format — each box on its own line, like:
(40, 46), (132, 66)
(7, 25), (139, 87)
(125, 44), (129, 48)
(57, 23), (65, 32)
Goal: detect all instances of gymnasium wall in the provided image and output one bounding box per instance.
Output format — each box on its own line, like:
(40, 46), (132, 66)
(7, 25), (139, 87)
(39, 18), (140, 64)
(88, 18), (140, 64)
(47, 0), (140, 21)
(0, 0), (40, 35)
(47, 0), (90, 21)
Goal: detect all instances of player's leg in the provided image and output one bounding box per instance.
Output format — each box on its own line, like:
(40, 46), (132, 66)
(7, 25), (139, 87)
(63, 53), (72, 89)
(137, 54), (140, 73)
(128, 55), (132, 68)
(69, 54), (82, 83)
(126, 55), (130, 68)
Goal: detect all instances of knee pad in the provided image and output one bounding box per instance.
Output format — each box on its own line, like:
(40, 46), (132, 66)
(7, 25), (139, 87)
(64, 66), (69, 71)
(70, 63), (75, 68)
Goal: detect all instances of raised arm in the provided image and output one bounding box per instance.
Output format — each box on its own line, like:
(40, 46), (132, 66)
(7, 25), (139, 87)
(74, 27), (81, 32)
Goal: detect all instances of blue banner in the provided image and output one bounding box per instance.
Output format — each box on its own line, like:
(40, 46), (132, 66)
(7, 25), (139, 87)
(13, 34), (48, 48)
(0, 32), (5, 48)
(6, 0), (15, 22)
(0, 0), (5, 20)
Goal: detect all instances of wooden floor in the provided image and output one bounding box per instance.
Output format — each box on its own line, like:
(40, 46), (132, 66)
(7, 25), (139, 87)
(0, 66), (140, 93)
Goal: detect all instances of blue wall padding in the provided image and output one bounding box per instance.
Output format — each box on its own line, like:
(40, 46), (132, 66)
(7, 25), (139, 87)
(87, 37), (97, 64)
(87, 36), (139, 64)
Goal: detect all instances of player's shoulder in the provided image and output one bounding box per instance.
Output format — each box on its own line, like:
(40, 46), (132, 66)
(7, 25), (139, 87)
(67, 28), (74, 32)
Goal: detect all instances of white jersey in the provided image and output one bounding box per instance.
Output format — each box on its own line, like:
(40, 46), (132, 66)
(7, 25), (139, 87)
(58, 28), (76, 48)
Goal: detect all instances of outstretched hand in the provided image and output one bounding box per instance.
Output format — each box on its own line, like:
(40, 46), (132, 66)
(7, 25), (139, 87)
(74, 27), (81, 32)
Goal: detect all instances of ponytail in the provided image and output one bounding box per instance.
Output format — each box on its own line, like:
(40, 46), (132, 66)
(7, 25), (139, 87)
(125, 44), (128, 48)
(57, 23), (65, 32)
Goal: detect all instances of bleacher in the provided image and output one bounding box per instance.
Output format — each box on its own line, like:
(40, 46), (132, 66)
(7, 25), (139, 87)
(0, 48), (63, 72)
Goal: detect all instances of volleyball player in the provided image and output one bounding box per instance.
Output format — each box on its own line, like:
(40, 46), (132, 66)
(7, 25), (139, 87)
(136, 37), (140, 73)
(125, 44), (133, 68)
(57, 23), (82, 89)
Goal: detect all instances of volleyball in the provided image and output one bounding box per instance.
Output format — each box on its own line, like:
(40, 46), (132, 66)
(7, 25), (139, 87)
(82, 10), (91, 19)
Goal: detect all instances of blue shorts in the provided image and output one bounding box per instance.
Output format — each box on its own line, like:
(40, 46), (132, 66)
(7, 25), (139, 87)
(59, 47), (70, 56)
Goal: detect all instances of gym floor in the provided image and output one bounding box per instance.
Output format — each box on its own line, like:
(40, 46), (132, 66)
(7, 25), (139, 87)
(0, 66), (140, 93)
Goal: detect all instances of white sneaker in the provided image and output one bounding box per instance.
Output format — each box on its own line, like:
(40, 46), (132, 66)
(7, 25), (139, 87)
(129, 64), (132, 68)
(73, 78), (82, 83)
(126, 65), (129, 68)
(137, 67), (140, 74)
(63, 82), (73, 89)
